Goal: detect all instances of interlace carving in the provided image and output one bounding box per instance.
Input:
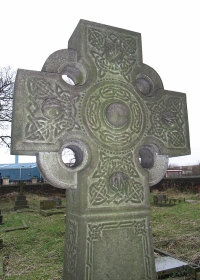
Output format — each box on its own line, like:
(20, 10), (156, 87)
(66, 219), (78, 278)
(25, 78), (79, 142)
(85, 83), (143, 149)
(89, 151), (144, 206)
(147, 97), (185, 147)
(88, 28), (137, 81)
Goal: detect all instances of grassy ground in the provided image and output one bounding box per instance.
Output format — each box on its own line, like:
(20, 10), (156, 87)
(0, 192), (65, 280)
(151, 189), (200, 279)
(0, 189), (200, 279)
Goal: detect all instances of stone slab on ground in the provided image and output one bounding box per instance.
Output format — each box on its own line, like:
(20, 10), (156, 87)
(155, 256), (188, 277)
(2, 220), (29, 232)
(185, 199), (200, 204)
(40, 209), (65, 217)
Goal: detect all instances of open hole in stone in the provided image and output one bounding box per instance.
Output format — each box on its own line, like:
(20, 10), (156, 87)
(62, 65), (84, 85)
(136, 75), (153, 96)
(139, 146), (154, 169)
(62, 74), (75, 85)
(61, 145), (83, 168)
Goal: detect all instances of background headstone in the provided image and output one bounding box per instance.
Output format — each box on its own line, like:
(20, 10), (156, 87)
(13, 182), (29, 211)
(40, 200), (56, 210)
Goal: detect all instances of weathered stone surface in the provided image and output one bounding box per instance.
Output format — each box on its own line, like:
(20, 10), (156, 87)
(49, 197), (62, 206)
(13, 195), (29, 211)
(40, 200), (56, 210)
(11, 20), (190, 280)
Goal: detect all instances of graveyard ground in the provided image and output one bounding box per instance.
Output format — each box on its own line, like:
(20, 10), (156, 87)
(0, 189), (200, 280)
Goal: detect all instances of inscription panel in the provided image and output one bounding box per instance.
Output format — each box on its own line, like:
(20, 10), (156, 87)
(86, 219), (151, 280)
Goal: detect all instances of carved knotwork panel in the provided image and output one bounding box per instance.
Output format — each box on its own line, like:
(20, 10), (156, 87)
(24, 77), (80, 143)
(146, 94), (188, 149)
(88, 150), (144, 207)
(87, 27), (137, 81)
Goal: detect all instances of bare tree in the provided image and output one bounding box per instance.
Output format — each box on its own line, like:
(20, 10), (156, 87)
(0, 66), (16, 147)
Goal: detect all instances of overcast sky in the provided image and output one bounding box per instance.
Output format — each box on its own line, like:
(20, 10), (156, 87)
(0, 0), (199, 166)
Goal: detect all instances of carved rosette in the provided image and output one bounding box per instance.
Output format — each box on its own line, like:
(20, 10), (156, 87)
(24, 78), (79, 142)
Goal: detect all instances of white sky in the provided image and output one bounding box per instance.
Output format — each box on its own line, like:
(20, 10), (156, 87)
(0, 0), (199, 166)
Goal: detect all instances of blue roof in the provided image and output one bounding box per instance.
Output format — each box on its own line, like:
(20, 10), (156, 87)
(0, 162), (37, 169)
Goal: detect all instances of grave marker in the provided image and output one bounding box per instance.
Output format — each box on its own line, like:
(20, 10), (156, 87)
(11, 20), (190, 279)
(40, 200), (56, 210)
(13, 182), (29, 211)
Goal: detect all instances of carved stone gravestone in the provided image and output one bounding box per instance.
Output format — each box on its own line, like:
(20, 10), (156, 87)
(11, 20), (190, 279)
(13, 182), (29, 211)
(40, 200), (56, 210)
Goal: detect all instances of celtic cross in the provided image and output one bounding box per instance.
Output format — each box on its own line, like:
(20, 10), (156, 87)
(11, 20), (190, 280)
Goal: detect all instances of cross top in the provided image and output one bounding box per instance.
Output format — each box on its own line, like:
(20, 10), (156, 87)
(11, 19), (190, 192)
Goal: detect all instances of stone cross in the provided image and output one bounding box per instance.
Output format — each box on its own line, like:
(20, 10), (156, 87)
(11, 20), (190, 279)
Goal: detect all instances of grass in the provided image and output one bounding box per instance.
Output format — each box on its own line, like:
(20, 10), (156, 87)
(0, 189), (200, 279)
(0, 192), (66, 280)
(151, 189), (200, 279)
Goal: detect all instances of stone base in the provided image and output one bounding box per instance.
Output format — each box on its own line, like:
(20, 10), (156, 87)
(63, 212), (156, 280)
(14, 205), (29, 211)
(40, 209), (65, 217)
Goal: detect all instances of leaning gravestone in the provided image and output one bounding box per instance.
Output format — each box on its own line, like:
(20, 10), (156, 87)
(11, 20), (190, 279)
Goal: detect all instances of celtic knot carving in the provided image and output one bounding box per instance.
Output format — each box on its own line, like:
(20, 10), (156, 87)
(88, 28), (137, 81)
(89, 151), (144, 206)
(147, 97), (185, 147)
(66, 219), (78, 278)
(133, 220), (146, 235)
(87, 224), (103, 242)
(85, 83), (144, 150)
(24, 78), (79, 142)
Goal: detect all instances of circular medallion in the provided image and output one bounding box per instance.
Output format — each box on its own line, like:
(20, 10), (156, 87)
(42, 98), (62, 120)
(82, 81), (145, 151)
(105, 102), (129, 128)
